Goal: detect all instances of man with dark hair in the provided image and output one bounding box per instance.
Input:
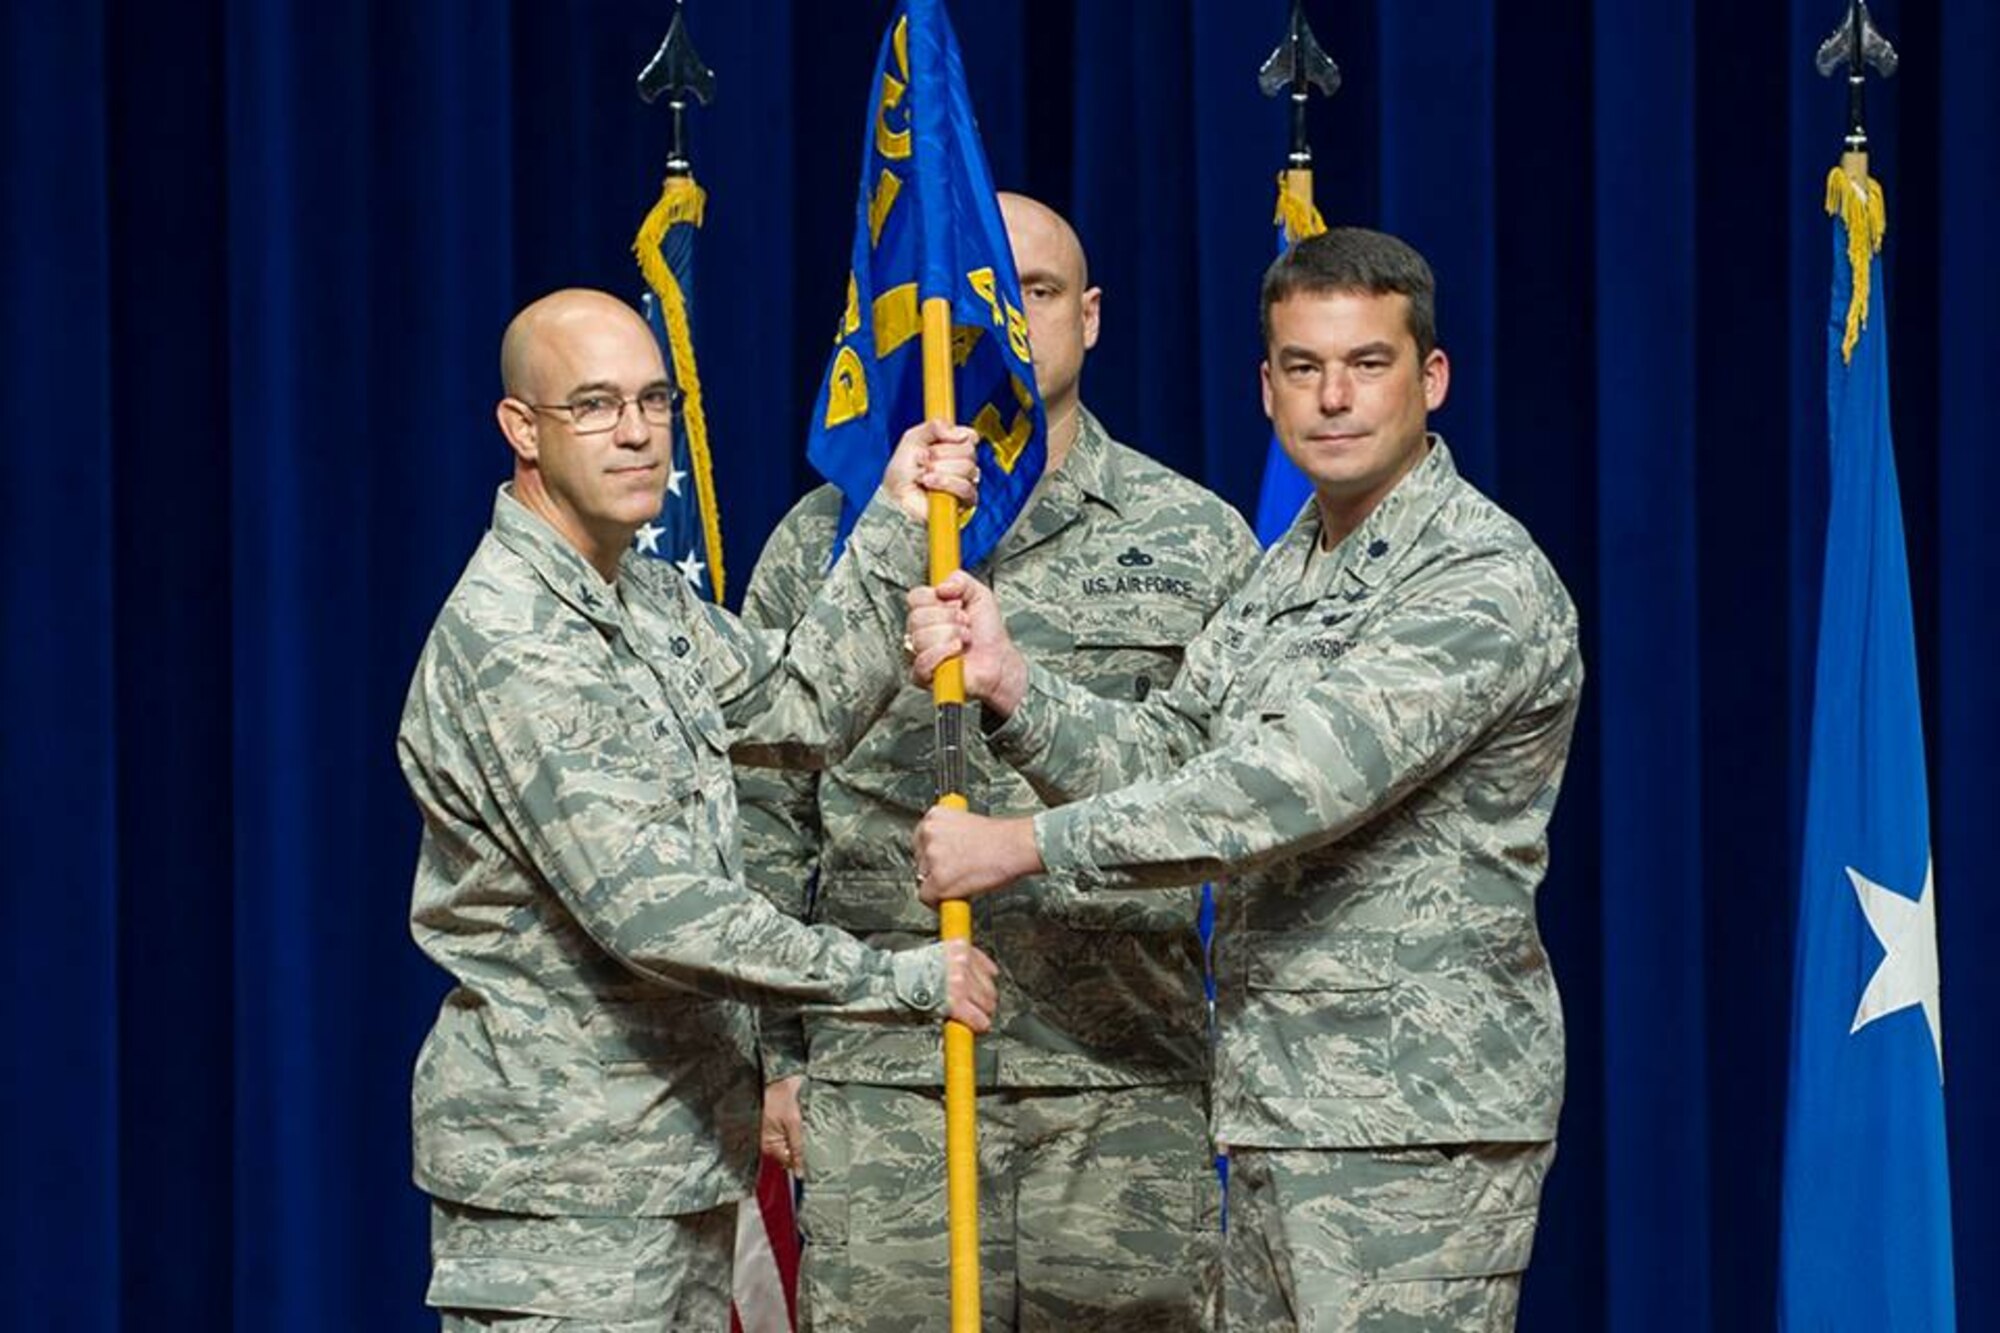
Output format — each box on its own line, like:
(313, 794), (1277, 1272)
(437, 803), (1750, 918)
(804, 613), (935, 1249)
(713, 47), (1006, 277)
(1257, 226), (1437, 359)
(904, 228), (1582, 1332)
(737, 195), (1259, 1331)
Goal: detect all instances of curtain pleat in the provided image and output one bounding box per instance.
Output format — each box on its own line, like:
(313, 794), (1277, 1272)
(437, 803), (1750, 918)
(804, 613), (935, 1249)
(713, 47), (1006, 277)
(1, 1), (1992, 1327)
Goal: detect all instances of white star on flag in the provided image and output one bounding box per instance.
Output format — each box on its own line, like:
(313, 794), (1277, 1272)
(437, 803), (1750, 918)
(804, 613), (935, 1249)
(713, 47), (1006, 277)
(675, 549), (706, 589)
(1847, 858), (1943, 1082)
(633, 520), (665, 556)
(666, 464), (688, 498)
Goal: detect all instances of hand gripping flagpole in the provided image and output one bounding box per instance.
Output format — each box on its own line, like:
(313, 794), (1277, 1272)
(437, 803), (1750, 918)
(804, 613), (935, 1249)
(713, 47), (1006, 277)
(1259, 0), (1340, 244)
(921, 293), (982, 1331)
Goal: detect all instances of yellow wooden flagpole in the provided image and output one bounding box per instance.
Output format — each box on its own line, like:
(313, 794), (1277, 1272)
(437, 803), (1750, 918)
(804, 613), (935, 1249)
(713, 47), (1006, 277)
(919, 294), (981, 1331)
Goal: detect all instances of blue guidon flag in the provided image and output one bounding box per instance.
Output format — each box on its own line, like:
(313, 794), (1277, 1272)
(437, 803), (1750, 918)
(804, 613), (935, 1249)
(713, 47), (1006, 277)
(1778, 161), (1956, 1331)
(807, 0), (1045, 566)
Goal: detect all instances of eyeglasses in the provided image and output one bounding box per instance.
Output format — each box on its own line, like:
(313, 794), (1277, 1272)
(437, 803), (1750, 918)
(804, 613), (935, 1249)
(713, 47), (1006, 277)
(523, 385), (683, 435)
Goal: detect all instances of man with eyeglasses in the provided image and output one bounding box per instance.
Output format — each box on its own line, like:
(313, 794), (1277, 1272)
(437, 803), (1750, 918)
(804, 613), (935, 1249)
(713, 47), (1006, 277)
(398, 288), (1000, 1331)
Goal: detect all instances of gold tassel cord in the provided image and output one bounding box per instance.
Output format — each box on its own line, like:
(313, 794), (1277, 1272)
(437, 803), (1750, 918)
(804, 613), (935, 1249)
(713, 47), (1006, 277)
(1825, 164), (1887, 365)
(633, 175), (727, 602)
(1274, 169), (1328, 245)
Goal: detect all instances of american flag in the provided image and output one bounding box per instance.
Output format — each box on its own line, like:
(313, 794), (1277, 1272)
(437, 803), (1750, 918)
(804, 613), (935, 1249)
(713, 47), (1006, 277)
(633, 173), (724, 602)
(729, 1160), (802, 1333)
(634, 170), (802, 1328)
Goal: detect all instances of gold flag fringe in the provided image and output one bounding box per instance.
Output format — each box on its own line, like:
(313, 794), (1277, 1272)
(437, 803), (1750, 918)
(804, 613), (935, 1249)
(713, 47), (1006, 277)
(633, 175), (727, 602)
(1274, 171), (1328, 245)
(1825, 165), (1887, 365)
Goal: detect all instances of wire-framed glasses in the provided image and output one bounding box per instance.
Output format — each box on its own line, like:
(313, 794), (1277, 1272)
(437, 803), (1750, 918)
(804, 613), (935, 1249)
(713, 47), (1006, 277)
(524, 385), (682, 435)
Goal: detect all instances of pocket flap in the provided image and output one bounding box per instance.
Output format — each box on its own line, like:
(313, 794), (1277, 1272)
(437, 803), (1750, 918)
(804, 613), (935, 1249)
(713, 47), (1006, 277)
(813, 872), (930, 933)
(1070, 613), (1205, 651)
(584, 996), (738, 1064)
(1245, 931), (1395, 992)
(427, 1253), (637, 1320)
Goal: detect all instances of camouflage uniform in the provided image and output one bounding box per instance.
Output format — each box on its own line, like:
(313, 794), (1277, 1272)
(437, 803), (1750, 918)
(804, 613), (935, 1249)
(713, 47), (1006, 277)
(737, 410), (1259, 1331)
(981, 441), (1582, 1331)
(400, 487), (941, 1328)
(1221, 1143), (1555, 1333)
(430, 1200), (733, 1332)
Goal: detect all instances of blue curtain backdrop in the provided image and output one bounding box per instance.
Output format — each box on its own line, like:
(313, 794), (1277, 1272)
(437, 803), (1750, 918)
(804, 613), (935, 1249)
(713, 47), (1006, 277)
(2, 0), (1992, 1328)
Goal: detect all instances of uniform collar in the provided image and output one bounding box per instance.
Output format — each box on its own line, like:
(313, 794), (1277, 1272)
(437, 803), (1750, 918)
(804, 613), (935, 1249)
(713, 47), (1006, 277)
(488, 484), (633, 635)
(990, 404), (1121, 564)
(1057, 406), (1123, 515)
(1329, 434), (1457, 588)
(1267, 435), (1459, 610)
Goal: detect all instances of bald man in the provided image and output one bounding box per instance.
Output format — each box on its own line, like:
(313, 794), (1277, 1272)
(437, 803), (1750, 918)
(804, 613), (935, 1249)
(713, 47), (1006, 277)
(399, 290), (998, 1331)
(736, 197), (1260, 1331)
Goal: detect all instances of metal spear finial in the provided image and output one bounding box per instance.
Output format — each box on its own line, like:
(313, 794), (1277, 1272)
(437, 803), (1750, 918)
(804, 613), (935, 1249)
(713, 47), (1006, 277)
(1814, 0), (1898, 154)
(1258, 0), (1341, 171)
(638, 1), (717, 177)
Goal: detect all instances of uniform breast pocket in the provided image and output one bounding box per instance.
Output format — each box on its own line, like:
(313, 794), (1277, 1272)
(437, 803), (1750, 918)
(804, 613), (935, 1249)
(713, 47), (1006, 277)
(611, 686), (701, 790)
(1241, 929), (1397, 1100)
(1034, 873), (1201, 934)
(811, 872), (933, 935)
(1067, 613), (1201, 702)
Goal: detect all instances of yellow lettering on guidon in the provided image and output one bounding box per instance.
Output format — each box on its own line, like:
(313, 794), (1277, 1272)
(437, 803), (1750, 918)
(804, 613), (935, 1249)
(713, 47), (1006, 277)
(868, 169), (903, 248)
(825, 345), (868, 428)
(951, 325), (983, 367)
(841, 273), (862, 339)
(973, 375), (1037, 472)
(872, 283), (920, 360)
(1003, 300), (1032, 365)
(966, 267), (1033, 366)
(967, 267), (1003, 326)
(875, 17), (912, 161)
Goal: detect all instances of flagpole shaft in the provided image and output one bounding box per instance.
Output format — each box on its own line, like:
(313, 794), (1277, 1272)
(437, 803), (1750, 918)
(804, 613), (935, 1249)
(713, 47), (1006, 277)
(920, 294), (981, 1333)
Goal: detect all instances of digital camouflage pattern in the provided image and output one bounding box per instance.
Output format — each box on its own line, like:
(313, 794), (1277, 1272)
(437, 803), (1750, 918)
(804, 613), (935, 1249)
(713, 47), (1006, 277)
(738, 409), (1260, 1089)
(429, 1199), (733, 1330)
(795, 1081), (1222, 1333)
(738, 409), (1256, 1329)
(988, 440), (1583, 1151)
(399, 486), (947, 1224)
(1221, 1143), (1554, 1333)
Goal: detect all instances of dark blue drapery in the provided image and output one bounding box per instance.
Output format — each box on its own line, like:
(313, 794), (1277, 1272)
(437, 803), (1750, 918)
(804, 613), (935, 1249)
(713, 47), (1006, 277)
(3, 2), (1993, 1328)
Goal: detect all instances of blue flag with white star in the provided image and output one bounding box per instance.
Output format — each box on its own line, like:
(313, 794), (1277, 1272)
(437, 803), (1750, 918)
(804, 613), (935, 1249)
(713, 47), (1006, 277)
(806, 0), (1045, 566)
(1778, 166), (1955, 1331)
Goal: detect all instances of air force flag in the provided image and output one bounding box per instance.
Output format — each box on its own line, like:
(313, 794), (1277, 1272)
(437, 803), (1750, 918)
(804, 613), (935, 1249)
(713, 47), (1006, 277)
(1778, 165), (1955, 1332)
(806, 0), (1046, 567)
